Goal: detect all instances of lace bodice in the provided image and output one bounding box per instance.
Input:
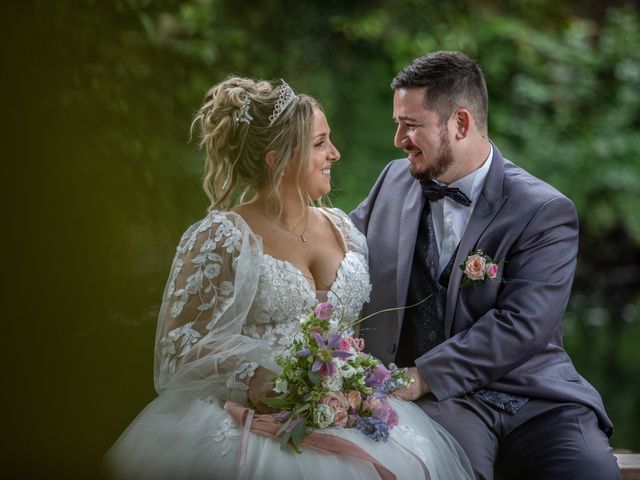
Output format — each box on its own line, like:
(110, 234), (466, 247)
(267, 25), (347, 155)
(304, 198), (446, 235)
(153, 208), (371, 402)
(243, 249), (370, 351)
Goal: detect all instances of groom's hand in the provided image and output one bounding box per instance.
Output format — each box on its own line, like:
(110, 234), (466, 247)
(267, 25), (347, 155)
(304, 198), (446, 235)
(393, 367), (430, 401)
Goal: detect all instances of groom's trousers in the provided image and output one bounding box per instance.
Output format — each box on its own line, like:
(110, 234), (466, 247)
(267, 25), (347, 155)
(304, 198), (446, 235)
(417, 395), (620, 480)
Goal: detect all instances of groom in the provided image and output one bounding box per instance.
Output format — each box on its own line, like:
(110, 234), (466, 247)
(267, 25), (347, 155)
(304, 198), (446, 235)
(351, 51), (619, 479)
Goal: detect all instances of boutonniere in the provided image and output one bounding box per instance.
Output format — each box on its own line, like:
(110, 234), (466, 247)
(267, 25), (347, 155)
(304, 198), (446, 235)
(460, 250), (500, 287)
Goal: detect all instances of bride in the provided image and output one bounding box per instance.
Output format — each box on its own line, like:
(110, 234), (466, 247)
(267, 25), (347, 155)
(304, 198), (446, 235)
(107, 77), (473, 479)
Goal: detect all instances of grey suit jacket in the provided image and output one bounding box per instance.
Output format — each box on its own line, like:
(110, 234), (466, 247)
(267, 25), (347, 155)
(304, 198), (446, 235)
(351, 143), (613, 435)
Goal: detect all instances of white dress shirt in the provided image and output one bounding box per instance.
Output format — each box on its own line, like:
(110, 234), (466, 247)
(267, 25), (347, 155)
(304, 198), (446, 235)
(431, 145), (493, 273)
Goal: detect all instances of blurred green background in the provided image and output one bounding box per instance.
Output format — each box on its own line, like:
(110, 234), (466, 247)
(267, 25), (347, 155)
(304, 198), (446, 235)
(5, 0), (639, 477)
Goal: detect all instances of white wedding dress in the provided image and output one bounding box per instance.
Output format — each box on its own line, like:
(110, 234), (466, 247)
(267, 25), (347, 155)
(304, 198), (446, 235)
(107, 208), (473, 480)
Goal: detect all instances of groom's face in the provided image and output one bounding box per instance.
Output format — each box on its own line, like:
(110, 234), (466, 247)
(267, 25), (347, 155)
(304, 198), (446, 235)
(393, 87), (454, 182)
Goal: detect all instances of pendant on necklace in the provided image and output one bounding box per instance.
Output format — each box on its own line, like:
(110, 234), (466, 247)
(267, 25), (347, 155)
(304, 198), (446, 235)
(300, 234), (307, 243)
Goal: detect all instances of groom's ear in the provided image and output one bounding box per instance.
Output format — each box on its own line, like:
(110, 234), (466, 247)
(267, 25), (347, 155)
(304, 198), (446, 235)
(452, 108), (472, 140)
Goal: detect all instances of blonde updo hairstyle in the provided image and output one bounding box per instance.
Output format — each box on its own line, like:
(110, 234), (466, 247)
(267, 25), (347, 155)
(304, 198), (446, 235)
(193, 77), (324, 218)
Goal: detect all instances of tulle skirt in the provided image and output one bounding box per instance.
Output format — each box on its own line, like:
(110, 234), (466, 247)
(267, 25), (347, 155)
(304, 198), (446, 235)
(107, 394), (473, 480)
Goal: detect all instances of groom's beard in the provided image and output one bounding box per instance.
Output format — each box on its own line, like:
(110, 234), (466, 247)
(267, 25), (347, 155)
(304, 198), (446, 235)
(410, 127), (454, 182)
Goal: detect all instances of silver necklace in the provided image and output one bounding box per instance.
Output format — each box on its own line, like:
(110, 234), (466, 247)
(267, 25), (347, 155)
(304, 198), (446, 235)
(275, 219), (308, 243)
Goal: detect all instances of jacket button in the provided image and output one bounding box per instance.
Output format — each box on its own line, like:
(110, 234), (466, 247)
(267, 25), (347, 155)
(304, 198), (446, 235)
(387, 343), (396, 353)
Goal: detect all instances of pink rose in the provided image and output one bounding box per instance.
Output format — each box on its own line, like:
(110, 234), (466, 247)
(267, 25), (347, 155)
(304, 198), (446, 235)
(485, 262), (498, 279)
(346, 336), (365, 352)
(364, 396), (382, 412)
(346, 414), (359, 428)
(315, 302), (334, 320)
(321, 392), (349, 411)
(332, 408), (348, 427)
(346, 390), (362, 410)
(338, 339), (351, 351)
(464, 254), (486, 281)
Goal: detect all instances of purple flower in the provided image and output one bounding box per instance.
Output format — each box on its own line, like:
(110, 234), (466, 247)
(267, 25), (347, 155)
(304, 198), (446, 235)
(309, 332), (353, 377)
(373, 390), (390, 399)
(327, 333), (354, 360)
(327, 332), (342, 348)
(314, 302), (334, 320)
(296, 348), (311, 357)
(283, 416), (303, 433)
(272, 411), (291, 422)
(356, 416), (390, 442)
(366, 364), (392, 389)
(312, 331), (326, 348)
(372, 401), (399, 428)
(312, 357), (337, 377)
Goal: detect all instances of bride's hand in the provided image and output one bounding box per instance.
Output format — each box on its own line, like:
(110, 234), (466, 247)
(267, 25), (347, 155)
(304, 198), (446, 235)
(248, 367), (278, 413)
(392, 367), (430, 401)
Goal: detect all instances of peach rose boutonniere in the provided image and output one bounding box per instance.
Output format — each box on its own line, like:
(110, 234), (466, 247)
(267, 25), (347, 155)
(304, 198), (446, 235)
(460, 250), (500, 287)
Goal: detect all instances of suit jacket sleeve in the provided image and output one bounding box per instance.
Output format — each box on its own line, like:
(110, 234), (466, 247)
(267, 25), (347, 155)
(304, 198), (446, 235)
(350, 161), (395, 235)
(416, 194), (580, 400)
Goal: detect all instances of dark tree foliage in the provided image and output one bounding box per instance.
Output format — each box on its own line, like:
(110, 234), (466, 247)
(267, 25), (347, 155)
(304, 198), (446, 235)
(6, 0), (639, 477)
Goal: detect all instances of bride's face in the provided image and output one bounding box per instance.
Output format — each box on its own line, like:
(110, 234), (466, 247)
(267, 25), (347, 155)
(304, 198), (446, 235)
(302, 109), (340, 200)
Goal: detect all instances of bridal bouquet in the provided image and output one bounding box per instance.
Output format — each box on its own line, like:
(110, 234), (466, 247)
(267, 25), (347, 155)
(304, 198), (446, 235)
(262, 302), (414, 451)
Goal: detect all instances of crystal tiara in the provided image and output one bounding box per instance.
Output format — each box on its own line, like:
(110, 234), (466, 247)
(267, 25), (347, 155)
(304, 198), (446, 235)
(268, 80), (297, 126)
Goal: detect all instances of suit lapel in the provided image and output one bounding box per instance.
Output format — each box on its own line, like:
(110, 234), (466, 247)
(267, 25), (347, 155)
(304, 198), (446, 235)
(444, 144), (508, 336)
(396, 180), (425, 331)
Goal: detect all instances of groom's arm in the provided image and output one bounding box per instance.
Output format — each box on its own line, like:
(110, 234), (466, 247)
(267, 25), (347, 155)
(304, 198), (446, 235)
(416, 194), (580, 401)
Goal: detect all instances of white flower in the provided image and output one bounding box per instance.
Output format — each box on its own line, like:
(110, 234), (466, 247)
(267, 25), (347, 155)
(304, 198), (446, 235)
(323, 374), (343, 392)
(339, 364), (358, 379)
(207, 252), (223, 263)
(274, 378), (289, 394)
(221, 232), (242, 253)
(219, 281), (234, 296)
(170, 300), (186, 318)
(203, 262), (221, 279)
(237, 361), (258, 380)
(197, 216), (213, 233)
(184, 235), (197, 252)
(197, 301), (213, 311)
(185, 269), (204, 294)
(314, 404), (335, 429)
(200, 239), (216, 252)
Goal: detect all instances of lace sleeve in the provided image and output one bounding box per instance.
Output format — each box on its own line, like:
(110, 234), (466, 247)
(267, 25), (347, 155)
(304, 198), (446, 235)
(153, 211), (275, 403)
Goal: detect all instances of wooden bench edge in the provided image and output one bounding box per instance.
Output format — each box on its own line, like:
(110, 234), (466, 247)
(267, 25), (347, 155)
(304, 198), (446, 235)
(615, 453), (640, 480)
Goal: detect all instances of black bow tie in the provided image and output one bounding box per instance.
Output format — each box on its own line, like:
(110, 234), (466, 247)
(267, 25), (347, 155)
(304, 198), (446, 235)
(420, 180), (472, 207)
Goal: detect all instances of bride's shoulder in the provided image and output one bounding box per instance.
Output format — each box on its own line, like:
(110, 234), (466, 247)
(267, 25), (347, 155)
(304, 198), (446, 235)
(181, 209), (248, 236)
(318, 207), (358, 230)
(316, 207), (367, 250)
(201, 209), (252, 231)
(176, 209), (256, 254)
(317, 207), (351, 224)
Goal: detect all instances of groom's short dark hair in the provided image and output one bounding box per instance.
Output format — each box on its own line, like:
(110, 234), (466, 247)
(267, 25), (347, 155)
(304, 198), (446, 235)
(392, 51), (488, 133)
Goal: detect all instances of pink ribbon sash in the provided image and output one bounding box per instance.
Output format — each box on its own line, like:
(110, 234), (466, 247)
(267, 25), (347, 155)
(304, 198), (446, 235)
(224, 401), (399, 480)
